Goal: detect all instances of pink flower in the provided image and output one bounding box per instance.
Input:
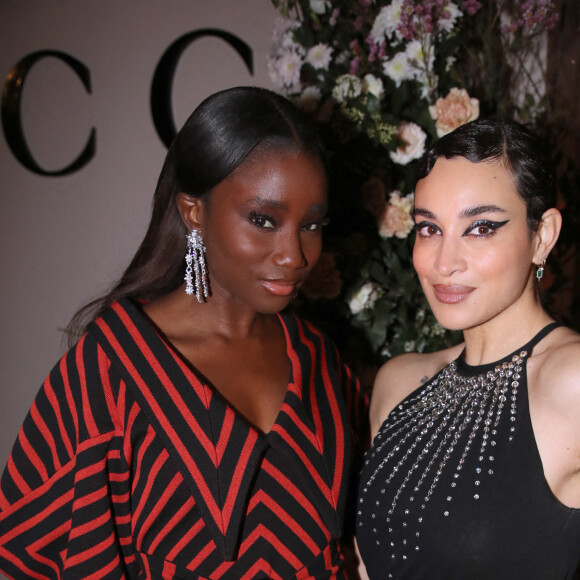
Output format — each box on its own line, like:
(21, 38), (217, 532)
(462, 0), (482, 16)
(378, 191), (415, 239)
(429, 88), (480, 137)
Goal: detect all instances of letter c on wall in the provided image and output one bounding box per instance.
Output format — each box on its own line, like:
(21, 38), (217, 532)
(1, 50), (96, 176)
(151, 29), (254, 148)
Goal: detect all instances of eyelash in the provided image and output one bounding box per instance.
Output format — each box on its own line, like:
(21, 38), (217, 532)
(249, 212), (276, 229)
(249, 211), (328, 232)
(414, 219), (509, 238)
(463, 219), (509, 237)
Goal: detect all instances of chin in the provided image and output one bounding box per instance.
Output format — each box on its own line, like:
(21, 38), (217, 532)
(257, 297), (295, 315)
(426, 304), (470, 333)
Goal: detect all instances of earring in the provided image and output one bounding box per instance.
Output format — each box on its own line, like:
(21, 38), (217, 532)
(184, 230), (209, 302)
(536, 260), (545, 281)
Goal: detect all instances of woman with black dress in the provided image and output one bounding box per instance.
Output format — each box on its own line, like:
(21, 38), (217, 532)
(356, 119), (580, 579)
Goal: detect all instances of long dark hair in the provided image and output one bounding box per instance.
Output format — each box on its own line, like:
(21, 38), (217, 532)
(417, 119), (556, 233)
(67, 86), (327, 343)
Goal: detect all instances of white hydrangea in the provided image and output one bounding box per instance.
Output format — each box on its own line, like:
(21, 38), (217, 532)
(332, 74), (362, 102)
(363, 74), (385, 100)
(369, 0), (404, 43)
(389, 122), (427, 165)
(305, 43), (333, 70)
(382, 52), (414, 87)
(348, 282), (382, 315)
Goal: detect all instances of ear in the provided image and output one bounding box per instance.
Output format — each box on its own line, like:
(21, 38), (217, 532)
(532, 208), (562, 265)
(176, 193), (204, 230)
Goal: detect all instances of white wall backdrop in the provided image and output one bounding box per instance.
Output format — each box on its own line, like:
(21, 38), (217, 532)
(0, 1), (278, 476)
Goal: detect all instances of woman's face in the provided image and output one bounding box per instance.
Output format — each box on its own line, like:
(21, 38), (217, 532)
(413, 156), (539, 332)
(197, 149), (327, 314)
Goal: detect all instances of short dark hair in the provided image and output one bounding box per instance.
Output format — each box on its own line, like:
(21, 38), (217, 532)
(417, 119), (556, 233)
(68, 86), (326, 341)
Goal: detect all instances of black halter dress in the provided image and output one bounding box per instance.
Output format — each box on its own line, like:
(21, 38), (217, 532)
(356, 324), (580, 579)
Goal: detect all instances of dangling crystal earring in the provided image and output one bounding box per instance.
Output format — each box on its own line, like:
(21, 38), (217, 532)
(536, 260), (546, 281)
(184, 230), (209, 302)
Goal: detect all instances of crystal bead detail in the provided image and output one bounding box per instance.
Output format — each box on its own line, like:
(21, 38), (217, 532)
(357, 347), (529, 573)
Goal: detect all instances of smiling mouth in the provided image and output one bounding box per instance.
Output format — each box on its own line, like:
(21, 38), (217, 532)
(432, 284), (475, 304)
(261, 279), (300, 297)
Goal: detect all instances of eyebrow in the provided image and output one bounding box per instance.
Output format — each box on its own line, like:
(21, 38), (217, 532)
(248, 198), (288, 211)
(413, 204), (507, 219)
(247, 198), (327, 212)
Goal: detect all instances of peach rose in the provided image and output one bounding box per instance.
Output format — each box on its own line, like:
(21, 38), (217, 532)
(389, 121), (427, 165)
(378, 191), (414, 239)
(429, 88), (480, 137)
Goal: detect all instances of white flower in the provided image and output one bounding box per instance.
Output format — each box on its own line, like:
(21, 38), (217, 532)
(348, 282), (382, 315)
(306, 43), (333, 70)
(296, 86), (322, 112)
(404, 340), (416, 352)
(389, 122), (427, 165)
(268, 17), (305, 92)
(405, 39), (435, 77)
(267, 57), (285, 90)
(310, 0), (330, 14)
(382, 52), (414, 87)
(332, 74), (362, 102)
(363, 74), (385, 100)
(277, 51), (303, 90)
(282, 37), (305, 57)
(430, 323), (446, 337)
(335, 50), (351, 66)
(439, 2), (462, 34)
(369, 0), (404, 43)
(271, 17), (299, 40)
(378, 191), (415, 239)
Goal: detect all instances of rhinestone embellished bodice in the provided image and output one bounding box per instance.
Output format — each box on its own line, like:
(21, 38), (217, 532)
(356, 324), (580, 579)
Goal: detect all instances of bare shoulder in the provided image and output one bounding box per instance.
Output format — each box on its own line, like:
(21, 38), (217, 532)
(369, 342), (464, 439)
(535, 326), (580, 406)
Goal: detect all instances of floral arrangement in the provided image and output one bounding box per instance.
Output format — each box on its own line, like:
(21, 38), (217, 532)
(268, 0), (564, 383)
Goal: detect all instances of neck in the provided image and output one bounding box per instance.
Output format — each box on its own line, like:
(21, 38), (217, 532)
(145, 284), (276, 342)
(461, 298), (553, 366)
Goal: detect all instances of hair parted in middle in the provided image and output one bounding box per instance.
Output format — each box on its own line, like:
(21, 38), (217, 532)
(68, 86), (327, 340)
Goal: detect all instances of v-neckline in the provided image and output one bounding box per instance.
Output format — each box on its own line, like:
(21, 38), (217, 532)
(143, 306), (296, 437)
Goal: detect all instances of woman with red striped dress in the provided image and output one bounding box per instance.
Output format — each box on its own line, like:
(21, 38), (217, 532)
(0, 87), (368, 579)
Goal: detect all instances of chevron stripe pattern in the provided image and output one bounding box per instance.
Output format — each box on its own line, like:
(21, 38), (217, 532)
(0, 299), (368, 579)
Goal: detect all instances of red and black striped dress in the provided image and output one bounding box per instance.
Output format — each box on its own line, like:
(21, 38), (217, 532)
(0, 298), (368, 579)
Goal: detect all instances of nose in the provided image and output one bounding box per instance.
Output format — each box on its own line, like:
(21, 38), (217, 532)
(273, 230), (307, 269)
(434, 236), (466, 276)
